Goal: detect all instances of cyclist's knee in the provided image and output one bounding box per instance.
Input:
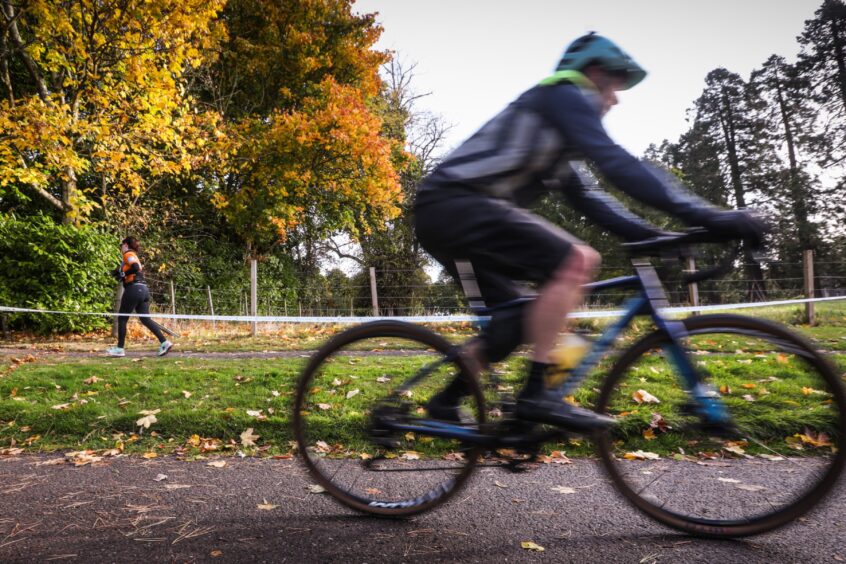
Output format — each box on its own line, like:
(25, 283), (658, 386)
(552, 245), (600, 284)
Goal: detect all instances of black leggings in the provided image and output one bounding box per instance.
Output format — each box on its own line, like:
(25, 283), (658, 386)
(118, 283), (165, 348)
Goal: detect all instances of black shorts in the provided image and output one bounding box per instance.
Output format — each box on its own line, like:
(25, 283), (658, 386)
(415, 186), (582, 361)
(415, 186), (581, 304)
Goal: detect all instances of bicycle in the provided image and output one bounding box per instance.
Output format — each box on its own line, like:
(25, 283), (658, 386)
(293, 231), (846, 538)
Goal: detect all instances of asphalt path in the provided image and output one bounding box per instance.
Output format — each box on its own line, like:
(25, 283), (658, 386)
(0, 455), (844, 563)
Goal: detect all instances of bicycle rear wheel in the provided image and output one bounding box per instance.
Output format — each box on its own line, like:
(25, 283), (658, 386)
(596, 314), (846, 537)
(293, 321), (485, 516)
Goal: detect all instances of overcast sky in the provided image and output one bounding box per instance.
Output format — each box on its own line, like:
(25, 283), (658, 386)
(353, 1), (823, 157)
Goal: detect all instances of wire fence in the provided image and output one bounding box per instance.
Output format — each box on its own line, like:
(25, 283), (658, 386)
(133, 257), (846, 319)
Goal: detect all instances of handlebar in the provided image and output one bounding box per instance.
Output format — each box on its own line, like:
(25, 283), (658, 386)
(621, 229), (760, 285)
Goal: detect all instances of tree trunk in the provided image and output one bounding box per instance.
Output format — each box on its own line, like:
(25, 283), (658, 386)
(773, 73), (814, 250)
(827, 2), (846, 112)
(718, 88), (767, 300)
(61, 167), (78, 224)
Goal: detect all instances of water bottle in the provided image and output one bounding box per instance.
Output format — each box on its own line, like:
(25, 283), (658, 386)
(546, 333), (590, 387)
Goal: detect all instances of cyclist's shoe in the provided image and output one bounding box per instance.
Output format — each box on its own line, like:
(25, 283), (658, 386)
(516, 389), (615, 432)
(157, 340), (174, 357)
(106, 346), (125, 357)
(426, 392), (475, 425)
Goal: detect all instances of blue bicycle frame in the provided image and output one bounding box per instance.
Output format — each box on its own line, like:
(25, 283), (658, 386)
(383, 259), (732, 445)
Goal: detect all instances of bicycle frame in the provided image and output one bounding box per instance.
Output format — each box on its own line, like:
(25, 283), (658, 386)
(381, 259), (732, 446)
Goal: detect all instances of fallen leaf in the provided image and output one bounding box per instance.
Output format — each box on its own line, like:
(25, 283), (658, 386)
(142, 452), (158, 459)
(317, 403), (332, 410)
(551, 485), (576, 494)
(164, 484), (192, 490)
(182, 390), (192, 399)
(563, 395), (580, 406)
(758, 453), (784, 461)
(345, 389), (360, 400)
(717, 477), (741, 483)
(210, 549), (223, 558)
(240, 428), (259, 447)
(404, 432), (415, 441)
(307, 484), (325, 494)
(154, 473), (168, 482)
(719, 385), (731, 395)
(257, 499), (278, 510)
(649, 412), (671, 432)
(136, 414), (158, 429)
(376, 376), (390, 383)
(332, 378), (342, 387)
(207, 460), (227, 468)
(494, 481), (508, 488)
(632, 389), (660, 404)
(624, 450), (660, 460)
(642, 428), (657, 441)
(736, 484), (766, 492)
(401, 451), (420, 460)
(776, 354), (789, 364)
(51, 403), (72, 410)
(83, 376), (102, 385)
(792, 430), (833, 448)
(521, 541), (545, 552)
(742, 395), (756, 402)
(365, 488), (382, 495)
(723, 441), (748, 457)
(537, 450), (572, 465)
(741, 383), (756, 389)
(66, 451), (103, 466)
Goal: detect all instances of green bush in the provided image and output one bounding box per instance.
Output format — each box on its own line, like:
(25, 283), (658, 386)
(0, 214), (116, 333)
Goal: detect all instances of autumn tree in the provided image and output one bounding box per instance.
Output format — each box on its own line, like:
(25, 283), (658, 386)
(195, 0), (401, 261)
(0, 0), (226, 224)
(312, 58), (454, 315)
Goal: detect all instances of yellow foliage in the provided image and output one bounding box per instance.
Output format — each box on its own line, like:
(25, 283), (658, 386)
(0, 0), (226, 219)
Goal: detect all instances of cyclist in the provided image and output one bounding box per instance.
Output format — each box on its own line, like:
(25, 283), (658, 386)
(414, 32), (766, 431)
(107, 236), (173, 357)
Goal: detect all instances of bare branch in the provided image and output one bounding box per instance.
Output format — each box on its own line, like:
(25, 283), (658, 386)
(2, 0), (49, 102)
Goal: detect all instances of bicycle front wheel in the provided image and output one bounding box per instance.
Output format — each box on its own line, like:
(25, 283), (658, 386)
(293, 321), (485, 516)
(596, 314), (846, 537)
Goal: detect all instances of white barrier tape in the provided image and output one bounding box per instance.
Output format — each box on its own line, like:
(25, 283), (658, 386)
(1, 295), (845, 324)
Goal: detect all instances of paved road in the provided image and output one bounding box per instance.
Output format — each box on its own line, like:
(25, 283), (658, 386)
(1, 455), (844, 563)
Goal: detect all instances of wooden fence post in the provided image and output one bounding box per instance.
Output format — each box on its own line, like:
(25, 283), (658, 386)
(686, 256), (699, 314)
(112, 283), (124, 339)
(369, 267), (379, 317)
(206, 286), (215, 331)
(169, 280), (177, 331)
(250, 259), (258, 336)
(804, 249), (815, 325)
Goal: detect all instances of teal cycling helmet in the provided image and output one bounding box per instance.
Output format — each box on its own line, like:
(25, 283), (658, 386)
(556, 32), (646, 90)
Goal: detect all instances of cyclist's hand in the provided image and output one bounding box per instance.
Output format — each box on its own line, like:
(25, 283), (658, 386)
(705, 209), (769, 247)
